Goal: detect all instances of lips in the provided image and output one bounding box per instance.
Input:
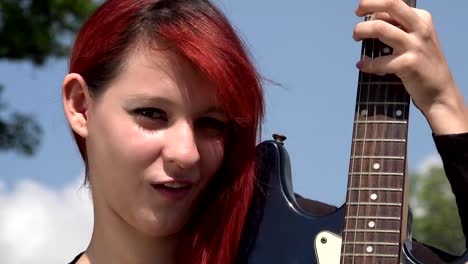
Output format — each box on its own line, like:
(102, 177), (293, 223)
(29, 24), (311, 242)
(158, 182), (191, 189)
(150, 180), (194, 200)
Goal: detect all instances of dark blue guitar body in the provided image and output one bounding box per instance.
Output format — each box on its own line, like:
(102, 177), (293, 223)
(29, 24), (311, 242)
(238, 140), (345, 263)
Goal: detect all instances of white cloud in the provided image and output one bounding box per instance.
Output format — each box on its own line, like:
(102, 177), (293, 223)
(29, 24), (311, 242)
(0, 176), (93, 264)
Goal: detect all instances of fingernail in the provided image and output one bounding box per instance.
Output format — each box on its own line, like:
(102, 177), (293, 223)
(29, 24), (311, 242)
(356, 60), (365, 69)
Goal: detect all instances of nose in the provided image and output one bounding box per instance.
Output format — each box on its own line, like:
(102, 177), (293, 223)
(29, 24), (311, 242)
(162, 121), (200, 169)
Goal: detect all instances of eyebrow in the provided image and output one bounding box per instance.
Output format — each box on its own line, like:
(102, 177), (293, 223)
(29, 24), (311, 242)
(125, 95), (226, 117)
(203, 106), (226, 116)
(125, 95), (176, 109)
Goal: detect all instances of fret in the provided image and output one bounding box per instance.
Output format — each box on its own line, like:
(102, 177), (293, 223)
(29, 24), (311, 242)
(351, 141), (406, 154)
(345, 216), (401, 220)
(343, 229), (400, 234)
(349, 159), (405, 173)
(354, 124), (407, 139)
(359, 70), (401, 80)
(342, 253), (399, 258)
(346, 205), (402, 217)
(357, 102), (408, 114)
(342, 241), (399, 246)
(357, 82), (409, 103)
(342, 244), (400, 254)
(348, 177), (404, 188)
(357, 101), (409, 105)
(347, 191), (403, 204)
(352, 138), (406, 142)
(351, 155), (405, 160)
(358, 81), (404, 86)
(347, 202), (402, 206)
(342, 232), (400, 243)
(349, 172), (404, 176)
(355, 120), (407, 124)
(348, 187), (403, 192)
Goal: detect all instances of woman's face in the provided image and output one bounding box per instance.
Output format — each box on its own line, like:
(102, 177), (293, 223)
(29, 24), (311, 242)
(82, 46), (227, 237)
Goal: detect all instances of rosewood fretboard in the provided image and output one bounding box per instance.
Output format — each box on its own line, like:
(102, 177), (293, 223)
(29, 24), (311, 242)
(340, 1), (416, 263)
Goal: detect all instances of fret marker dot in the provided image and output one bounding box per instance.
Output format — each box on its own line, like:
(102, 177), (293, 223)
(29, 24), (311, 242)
(396, 109), (403, 116)
(373, 163), (380, 170)
(370, 193), (378, 200)
(360, 109), (368, 116)
(368, 221), (376, 228)
(383, 47), (391, 54)
(366, 246), (374, 253)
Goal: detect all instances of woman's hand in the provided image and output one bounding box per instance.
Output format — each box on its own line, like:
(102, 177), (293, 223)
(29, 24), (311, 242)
(353, 0), (468, 134)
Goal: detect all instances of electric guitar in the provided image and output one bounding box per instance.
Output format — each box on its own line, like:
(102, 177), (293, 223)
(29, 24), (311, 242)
(239, 0), (468, 263)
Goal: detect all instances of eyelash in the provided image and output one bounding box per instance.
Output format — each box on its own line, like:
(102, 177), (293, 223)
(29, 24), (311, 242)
(133, 107), (167, 121)
(196, 117), (227, 132)
(132, 107), (227, 135)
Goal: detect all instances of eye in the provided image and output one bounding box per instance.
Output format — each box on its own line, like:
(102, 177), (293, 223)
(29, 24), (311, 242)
(133, 108), (167, 121)
(196, 117), (227, 137)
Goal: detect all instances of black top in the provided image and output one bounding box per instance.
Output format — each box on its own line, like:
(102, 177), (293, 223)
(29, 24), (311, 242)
(69, 133), (468, 264)
(69, 252), (83, 264)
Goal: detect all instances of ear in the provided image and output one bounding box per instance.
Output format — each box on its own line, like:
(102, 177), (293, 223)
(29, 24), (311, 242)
(62, 73), (92, 138)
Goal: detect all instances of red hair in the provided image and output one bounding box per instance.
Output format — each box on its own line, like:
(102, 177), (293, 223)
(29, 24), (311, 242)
(68, 0), (264, 263)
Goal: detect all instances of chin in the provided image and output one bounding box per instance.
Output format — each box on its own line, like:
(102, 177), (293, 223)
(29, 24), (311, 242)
(133, 210), (191, 238)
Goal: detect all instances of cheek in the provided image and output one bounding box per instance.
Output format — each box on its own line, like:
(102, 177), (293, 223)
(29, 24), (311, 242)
(88, 113), (163, 176)
(198, 138), (225, 180)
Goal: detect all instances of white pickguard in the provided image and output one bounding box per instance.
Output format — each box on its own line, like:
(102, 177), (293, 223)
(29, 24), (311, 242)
(315, 231), (342, 264)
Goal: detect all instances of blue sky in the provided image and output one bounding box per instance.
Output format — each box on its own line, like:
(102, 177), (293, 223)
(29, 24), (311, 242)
(1, 0), (467, 208)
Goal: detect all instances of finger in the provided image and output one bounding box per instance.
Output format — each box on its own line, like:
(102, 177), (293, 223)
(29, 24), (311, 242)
(413, 8), (433, 24)
(370, 12), (399, 27)
(356, 0), (423, 33)
(353, 20), (410, 52)
(356, 54), (414, 78)
(412, 8), (435, 38)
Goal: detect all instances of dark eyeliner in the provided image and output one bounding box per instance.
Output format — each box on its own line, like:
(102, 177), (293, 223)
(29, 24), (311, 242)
(197, 117), (227, 131)
(133, 107), (168, 121)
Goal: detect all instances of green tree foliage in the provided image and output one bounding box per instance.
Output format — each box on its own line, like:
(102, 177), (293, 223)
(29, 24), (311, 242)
(0, 0), (97, 64)
(0, 0), (97, 155)
(410, 166), (466, 255)
(0, 84), (42, 155)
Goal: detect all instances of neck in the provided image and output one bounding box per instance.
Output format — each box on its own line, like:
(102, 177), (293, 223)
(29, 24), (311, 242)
(80, 199), (179, 264)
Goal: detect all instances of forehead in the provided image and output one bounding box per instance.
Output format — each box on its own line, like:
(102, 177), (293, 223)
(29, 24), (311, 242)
(105, 43), (219, 111)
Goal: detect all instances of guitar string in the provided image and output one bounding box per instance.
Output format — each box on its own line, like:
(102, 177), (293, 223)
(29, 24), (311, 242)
(341, 21), (369, 264)
(374, 42), (388, 264)
(399, 1), (414, 262)
(401, 66), (410, 260)
(355, 19), (374, 264)
(341, 50), (359, 264)
(367, 41), (377, 264)
(354, 25), (374, 264)
(401, 0), (413, 260)
(390, 69), (401, 264)
(364, 37), (380, 264)
(360, 39), (378, 264)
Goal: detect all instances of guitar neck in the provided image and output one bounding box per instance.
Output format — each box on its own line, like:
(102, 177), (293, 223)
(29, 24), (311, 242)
(340, 5), (416, 260)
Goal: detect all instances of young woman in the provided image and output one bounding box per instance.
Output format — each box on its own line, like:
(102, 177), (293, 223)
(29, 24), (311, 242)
(63, 0), (468, 263)
(64, 1), (263, 263)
